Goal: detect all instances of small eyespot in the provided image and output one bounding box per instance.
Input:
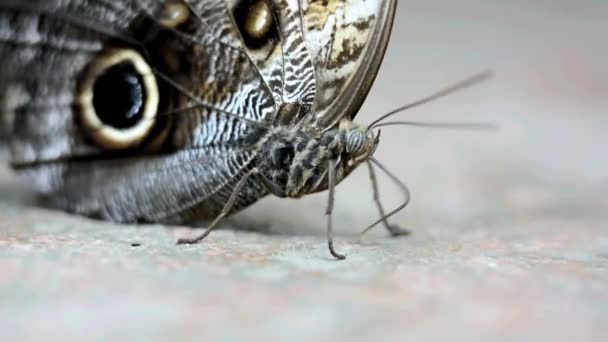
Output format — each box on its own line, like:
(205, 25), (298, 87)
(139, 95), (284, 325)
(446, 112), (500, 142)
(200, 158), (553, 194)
(78, 48), (159, 150)
(272, 145), (295, 168)
(244, 0), (272, 39)
(159, 1), (190, 29)
(233, 0), (278, 49)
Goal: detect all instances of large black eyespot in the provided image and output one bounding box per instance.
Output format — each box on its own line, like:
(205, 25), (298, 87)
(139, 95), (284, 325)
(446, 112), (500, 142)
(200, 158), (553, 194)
(272, 145), (295, 168)
(92, 62), (144, 129)
(78, 48), (159, 150)
(232, 0), (279, 49)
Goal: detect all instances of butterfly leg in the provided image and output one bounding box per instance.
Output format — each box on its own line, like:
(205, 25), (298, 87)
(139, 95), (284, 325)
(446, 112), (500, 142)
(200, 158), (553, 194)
(258, 162), (344, 260)
(359, 159), (411, 238)
(176, 168), (260, 245)
(326, 158), (346, 260)
(365, 161), (411, 237)
(255, 163), (345, 260)
(256, 172), (287, 198)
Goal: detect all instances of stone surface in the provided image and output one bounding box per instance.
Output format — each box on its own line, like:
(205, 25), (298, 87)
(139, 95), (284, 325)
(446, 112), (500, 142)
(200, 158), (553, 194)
(1, 1), (607, 341)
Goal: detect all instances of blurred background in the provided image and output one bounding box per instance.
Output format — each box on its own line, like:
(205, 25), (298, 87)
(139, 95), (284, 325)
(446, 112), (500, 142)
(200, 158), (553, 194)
(1, 1), (606, 341)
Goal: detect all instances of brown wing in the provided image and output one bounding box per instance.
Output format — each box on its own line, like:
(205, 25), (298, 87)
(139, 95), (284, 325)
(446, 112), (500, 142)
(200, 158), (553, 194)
(0, 0), (275, 222)
(0, 0), (397, 222)
(301, 0), (397, 128)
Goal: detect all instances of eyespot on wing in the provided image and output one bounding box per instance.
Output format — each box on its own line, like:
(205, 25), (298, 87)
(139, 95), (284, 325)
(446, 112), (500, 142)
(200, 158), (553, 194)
(77, 48), (160, 150)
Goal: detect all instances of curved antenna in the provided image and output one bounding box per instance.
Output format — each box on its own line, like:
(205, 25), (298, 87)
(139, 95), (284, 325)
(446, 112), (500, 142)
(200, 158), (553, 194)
(372, 121), (497, 131)
(367, 71), (493, 130)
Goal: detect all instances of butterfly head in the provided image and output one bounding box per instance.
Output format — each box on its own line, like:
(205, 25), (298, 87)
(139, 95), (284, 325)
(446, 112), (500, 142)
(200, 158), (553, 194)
(341, 120), (381, 166)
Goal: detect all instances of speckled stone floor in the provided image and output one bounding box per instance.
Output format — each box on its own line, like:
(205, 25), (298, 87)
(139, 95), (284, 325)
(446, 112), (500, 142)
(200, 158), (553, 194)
(1, 1), (607, 341)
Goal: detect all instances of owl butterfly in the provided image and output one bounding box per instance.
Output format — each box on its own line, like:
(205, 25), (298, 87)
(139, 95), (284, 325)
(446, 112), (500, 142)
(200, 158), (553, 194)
(0, 0), (490, 259)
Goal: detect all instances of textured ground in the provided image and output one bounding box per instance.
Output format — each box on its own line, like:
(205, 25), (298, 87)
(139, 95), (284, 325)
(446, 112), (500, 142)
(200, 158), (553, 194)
(1, 1), (607, 341)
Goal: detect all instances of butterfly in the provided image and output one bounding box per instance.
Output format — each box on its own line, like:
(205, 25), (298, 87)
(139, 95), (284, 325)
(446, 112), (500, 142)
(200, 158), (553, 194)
(0, 0), (491, 259)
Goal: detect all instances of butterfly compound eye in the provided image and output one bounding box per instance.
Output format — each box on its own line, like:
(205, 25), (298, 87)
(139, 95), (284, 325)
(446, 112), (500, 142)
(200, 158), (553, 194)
(272, 145), (295, 168)
(78, 48), (159, 150)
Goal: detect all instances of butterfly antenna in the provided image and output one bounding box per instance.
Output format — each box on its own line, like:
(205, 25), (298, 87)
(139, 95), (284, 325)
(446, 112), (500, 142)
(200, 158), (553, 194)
(372, 121), (497, 131)
(367, 71), (493, 130)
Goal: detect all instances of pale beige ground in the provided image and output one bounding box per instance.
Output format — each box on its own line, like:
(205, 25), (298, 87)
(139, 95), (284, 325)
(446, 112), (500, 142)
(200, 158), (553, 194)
(1, 1), (607, 341)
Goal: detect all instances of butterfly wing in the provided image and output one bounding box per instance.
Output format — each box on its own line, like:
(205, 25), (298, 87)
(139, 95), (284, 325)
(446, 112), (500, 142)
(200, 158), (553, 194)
(0, 0), (277, 222)
(301, 0), (397, 128)
(0, 0), (395, 223)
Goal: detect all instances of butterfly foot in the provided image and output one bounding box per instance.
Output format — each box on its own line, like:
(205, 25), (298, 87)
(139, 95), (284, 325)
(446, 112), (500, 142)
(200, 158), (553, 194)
(176, 231), (210, 245)
(328, 241), (347, 260)
(177, 237), (201, 245)
(177, 238), (196, 245)
(386, 225), (411, 237)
